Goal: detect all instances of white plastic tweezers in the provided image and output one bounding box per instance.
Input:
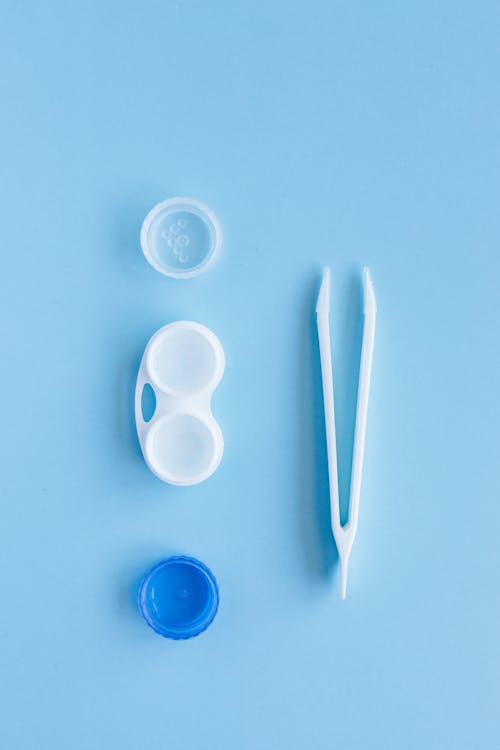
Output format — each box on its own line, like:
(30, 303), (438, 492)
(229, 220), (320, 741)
(316, 267), (376, 599)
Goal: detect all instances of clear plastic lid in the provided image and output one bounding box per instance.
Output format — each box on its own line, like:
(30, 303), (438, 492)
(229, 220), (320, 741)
(140, 197), (222, 279)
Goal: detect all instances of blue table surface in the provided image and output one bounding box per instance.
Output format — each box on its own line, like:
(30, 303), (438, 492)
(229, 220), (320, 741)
(1, 2), (499, 748)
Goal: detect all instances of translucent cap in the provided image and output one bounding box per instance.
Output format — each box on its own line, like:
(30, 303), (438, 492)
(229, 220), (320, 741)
(138, 556), (219, 639)
(140, 197), (222, 278)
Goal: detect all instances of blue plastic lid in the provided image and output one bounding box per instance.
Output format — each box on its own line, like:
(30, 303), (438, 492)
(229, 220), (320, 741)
(138, 556), (219, 639)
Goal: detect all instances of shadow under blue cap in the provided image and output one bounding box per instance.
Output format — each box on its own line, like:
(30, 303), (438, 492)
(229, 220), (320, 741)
(138, 556), (219, 639)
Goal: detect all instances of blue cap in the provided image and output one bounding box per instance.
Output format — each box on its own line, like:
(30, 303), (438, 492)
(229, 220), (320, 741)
(138, 556), (219, 639)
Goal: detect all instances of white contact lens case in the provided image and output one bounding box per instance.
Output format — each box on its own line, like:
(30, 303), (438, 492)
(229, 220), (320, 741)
(135, 321), (225, 486)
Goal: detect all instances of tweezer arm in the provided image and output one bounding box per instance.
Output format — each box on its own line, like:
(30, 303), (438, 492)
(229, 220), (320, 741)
(346, 268), (377, 536)
(315, 268), (342, 537)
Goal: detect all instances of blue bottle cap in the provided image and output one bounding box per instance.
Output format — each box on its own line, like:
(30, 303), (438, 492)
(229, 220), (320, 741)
(138, 556), (219, 639)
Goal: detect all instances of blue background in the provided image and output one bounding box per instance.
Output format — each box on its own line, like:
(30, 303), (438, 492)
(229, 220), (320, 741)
(1, 2), (499, 748)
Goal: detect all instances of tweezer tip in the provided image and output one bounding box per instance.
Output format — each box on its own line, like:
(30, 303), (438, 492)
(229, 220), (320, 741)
(363, 267), (377, 315)
(316, 267), (331, 315)
(340, 555), (349, 600)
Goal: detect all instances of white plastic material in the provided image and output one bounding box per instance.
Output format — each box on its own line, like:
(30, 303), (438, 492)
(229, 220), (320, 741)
(316, 267), (376, 599)
(135, 321), (225, 486)
(140, 197), (222, 279)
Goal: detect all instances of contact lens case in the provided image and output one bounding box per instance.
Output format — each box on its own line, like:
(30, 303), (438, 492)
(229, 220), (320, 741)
(135, 321), (225, 486)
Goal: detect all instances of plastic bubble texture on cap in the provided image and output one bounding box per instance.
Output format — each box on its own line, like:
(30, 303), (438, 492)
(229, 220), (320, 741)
(140, 197), (222, 279)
